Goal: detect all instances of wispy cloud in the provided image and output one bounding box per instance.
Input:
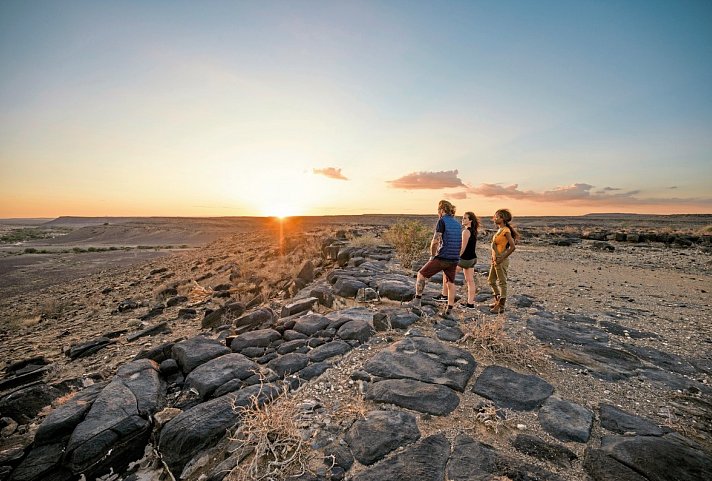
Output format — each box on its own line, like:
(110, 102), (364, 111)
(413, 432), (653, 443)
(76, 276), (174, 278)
(469, 183), (712, 206)
(387, 170), (464, 190)
(313, 167), (348, 180)
(446, 191), (468, 200)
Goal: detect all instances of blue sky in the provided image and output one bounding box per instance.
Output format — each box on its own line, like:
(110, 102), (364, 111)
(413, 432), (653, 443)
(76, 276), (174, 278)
(1, 0), (710, 216)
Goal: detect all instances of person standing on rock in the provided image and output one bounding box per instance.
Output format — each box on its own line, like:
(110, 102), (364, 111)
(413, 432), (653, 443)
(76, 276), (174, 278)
(488, 208), (518, 313)
(434, 211), (479, 309)
(411, 200), (462, 317)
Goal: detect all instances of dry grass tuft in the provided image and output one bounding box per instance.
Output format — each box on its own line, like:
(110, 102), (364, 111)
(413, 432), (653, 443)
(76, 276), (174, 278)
(227, 391), (315, 481)
(349, 233), (382, 248)
(459, 315), (548, 370)
(334, 392), (370, 420)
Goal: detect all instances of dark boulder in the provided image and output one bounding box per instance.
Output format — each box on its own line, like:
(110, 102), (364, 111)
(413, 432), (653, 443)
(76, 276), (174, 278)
(473, 365), (553, 411)
(172, 336), (231, 374)
(366, 378), (460, 415)
(351, 434), (450, 481)
(538, 397), (593, 443)
(184, 353), (258, 399)
(345, 410), (420, 465)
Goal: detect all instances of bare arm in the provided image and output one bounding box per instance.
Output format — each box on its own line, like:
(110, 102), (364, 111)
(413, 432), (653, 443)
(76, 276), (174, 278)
(460, 229), (470, 257)
(430, 232), (442, 257)
(499, 231), (516, 260)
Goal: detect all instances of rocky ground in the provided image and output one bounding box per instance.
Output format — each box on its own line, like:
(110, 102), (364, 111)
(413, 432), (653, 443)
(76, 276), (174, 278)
(0, 216), (710, 481)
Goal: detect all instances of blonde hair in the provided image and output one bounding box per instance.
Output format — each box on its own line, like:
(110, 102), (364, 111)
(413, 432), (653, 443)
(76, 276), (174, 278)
(438, 200), (456, 215)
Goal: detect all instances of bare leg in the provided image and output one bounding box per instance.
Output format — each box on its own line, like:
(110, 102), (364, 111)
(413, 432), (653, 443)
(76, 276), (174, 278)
(446, 280), (456, 307)
(464, 267), (476, 303)
(415, 273), (427, 297)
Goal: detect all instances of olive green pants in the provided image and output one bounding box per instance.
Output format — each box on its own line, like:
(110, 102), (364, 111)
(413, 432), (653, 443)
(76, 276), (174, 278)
(487, 257), (509, 299)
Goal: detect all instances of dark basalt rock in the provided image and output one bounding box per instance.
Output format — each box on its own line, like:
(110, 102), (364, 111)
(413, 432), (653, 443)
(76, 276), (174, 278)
(345, 410), (421, 465)
(281, 297), (318, 318)
(133, 342), (174, 363)
(336, 320), (374, 344)
(473, 365), (554, 411)
(527, 316), (609, 346)
(67, 337), (114, 360)
(7, 441), (72, 481)
(512, 434), (577, 468)
(230, 329), (281, 351)
(184, 353), (258, 399)
(351, 434), (450, 481)
(333, 277), (368, 298)
(538, 397), (594, 443)
(307, 340), (352, 363)
(172, 336), (231, 374)
(234, 307), (275, 329)
(63, 361), (165, 476)
(363, 336), (476, 392)
(266, 352), (309, 378)
(550, 344), (644, 381)
(366, 378), (460, 415)
(159, 383), (281, 477)
(596, 433), (712, 481)
(375, 278), (415, 302)
(34, 382), (107, 446)
(599, 403), (665, 436)
(0, 382), (61, 425)
(293, 314), (331, 336)
(583, 447), (648, 481)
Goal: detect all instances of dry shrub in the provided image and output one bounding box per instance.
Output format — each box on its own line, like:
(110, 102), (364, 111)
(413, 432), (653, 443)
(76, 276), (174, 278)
(334, 392), (370, 420)
(459, 315), (547, 370)
(37, 298), (69, 319)
(228, 392), (315, 481)
(349, 233), (382, 249)
(474, 401), (504, 434)
(383, 220), (432, 269)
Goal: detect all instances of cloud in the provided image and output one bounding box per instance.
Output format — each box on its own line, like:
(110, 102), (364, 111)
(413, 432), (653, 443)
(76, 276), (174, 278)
(313, 167), (348, 180)
(387, 170), (464, 190)
(468, 183), (711, 206)
(446, 191), (468, 200)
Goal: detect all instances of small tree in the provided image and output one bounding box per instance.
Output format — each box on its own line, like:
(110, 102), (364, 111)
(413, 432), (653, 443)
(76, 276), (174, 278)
(383, 220), (432, 269)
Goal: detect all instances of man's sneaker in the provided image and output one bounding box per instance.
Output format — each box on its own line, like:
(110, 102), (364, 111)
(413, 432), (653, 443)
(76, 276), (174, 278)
(407, 297), (422, 315)
(462, 303), (476, 310)
(439, 308), (457, 321)
(432, 294), (448, 302)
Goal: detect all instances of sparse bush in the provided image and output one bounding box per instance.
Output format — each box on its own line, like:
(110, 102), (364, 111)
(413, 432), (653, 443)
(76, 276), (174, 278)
(228, 391), (314, 481)
(24, 248), (37, 254)
(383, 220), (432, 269)
(0, 228), (51, 244)
(459, 315), (548, 370)
(72, 247), (86, 253)
(349, 233), (382, 248)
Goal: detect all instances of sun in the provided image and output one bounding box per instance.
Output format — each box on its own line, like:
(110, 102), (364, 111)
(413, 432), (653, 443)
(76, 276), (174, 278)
(267, 203), (298, 219)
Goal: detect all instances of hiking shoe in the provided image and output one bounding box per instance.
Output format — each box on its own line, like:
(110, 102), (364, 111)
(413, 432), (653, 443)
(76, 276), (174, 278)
(407, 297), (422, 315)
(439, 308), (457, 321)
(462, 303), (476, 310)
(432, 294), (448, 302)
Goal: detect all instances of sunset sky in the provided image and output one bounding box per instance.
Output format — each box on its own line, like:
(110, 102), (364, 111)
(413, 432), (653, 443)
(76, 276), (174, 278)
(1, 1), (711, 218)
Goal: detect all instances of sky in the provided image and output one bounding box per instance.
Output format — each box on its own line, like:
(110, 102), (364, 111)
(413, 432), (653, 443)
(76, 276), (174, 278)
(1, 0), (711, 218)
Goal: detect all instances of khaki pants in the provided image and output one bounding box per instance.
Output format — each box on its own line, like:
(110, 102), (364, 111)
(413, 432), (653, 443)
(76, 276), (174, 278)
(487, 257), (509, 299)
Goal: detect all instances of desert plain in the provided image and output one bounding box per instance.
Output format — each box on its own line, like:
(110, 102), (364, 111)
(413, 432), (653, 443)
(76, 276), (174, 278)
(0, 214), (710, 481)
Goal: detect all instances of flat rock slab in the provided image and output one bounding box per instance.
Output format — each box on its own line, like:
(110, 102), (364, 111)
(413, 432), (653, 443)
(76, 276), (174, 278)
(281, 297), (318, 318)
(230, 329), (281, 351)
(337, 319), (374, 344)
(473, 365), (554, 411)
(334, 277), (368, 298)
(448, 434), (566, 481)
(538, 397), (593, 443)
(293, 314), (331, 336)
(184, 353), (258, 399)
(373, 309), (419, 330)
(266, 352), (309, 378)
(596, 433), (712, 481)
(351, 434), (450, 481)
(345, 410), (421, 465)
(550, 344), (644, 381)
(366, 378), (460, 415)
(67, 337), (114, 360)
(375, 278), (415, 301)
(584, 447), (649, 481)
(362, 336), (476, 392)
(8, 441), (72, 481)
(172, 336), (231, 374)
(599, 403), (665, 436)
(512, 434), (577, 468)
(624, 344), (698, 376)
(527, 316), (609, 346)
(307, 340), (352, 363)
